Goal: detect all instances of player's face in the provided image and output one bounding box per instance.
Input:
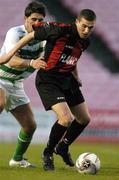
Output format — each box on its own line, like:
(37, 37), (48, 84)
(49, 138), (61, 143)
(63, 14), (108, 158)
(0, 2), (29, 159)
(24, 13), (44, 33)
(76, 17), (96, 39)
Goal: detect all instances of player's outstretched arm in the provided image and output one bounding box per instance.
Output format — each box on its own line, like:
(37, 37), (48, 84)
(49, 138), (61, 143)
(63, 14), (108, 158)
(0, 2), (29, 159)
(0, 31), (35, 64)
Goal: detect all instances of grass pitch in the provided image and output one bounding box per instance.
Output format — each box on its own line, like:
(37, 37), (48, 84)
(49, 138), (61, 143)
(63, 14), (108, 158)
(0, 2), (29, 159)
(0, 143), (119, 180)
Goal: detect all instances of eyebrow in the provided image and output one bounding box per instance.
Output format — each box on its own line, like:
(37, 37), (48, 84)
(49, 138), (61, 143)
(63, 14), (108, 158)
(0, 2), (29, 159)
(88, 25), (94, 28)
(83, 24), (94, 28)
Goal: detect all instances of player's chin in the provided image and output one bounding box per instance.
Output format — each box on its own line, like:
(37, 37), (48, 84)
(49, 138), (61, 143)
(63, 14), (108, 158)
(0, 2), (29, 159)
(81, 35), (88, 39)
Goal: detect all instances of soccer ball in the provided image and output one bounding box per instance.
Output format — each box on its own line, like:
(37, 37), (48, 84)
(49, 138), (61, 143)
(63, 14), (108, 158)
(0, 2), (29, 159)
(75, 152), (100, 175)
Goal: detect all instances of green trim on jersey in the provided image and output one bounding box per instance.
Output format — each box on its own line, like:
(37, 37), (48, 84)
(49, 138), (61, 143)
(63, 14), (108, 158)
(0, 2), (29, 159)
(0, 64), (35, 82)
(0, 64), (35, 74)
(0, 25), (44, 82)
(0, 76), (22, 83)
(0, 65), (25, 75)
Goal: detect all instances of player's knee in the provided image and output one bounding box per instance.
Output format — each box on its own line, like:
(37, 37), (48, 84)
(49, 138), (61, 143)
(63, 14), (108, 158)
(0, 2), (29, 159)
(24, 121), (37, 134)
(31, 121), (37, 132)
(27, 114), (37, 132)
(30, 121), (37, 132)
(77, 114), (91, 126)
(82, 115), (91, 125)
(85, 116), (91, 125)
(58, 113), (74, 127)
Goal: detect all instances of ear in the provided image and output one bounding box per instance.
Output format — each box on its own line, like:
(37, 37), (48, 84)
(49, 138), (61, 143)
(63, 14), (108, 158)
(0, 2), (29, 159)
(75, 19), (80, 25)
(24, 16), (27, 21)
(76, 19), (78, 23)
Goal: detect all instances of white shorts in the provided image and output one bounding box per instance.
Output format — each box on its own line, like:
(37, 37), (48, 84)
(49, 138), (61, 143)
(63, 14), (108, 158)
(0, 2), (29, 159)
(0, 79), (30, 111)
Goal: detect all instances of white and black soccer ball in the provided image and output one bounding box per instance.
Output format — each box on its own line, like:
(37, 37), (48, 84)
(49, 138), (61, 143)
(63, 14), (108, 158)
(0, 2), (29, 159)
(75, 152), (101, 175)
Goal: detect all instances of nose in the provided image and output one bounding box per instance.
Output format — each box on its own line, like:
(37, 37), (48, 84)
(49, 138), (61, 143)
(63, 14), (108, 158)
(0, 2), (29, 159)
(84, 27), (89, 34)
(34, 20), (40, 24)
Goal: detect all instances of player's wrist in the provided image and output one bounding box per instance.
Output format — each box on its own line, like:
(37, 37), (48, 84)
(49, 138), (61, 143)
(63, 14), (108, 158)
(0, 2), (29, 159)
(29, 59), (34, 67)
(38, 56), (45, 61)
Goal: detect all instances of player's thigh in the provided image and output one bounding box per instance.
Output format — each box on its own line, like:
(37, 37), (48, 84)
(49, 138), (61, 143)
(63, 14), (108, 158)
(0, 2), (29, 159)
(52, 102), (74, 126)
(70, 102), (91, 124)
(11, 103), (36, 130)
(36, 83), (66, 110)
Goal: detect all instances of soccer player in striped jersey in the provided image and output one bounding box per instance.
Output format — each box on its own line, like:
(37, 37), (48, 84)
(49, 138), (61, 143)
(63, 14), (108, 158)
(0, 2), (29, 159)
(0, 1), (46, 168)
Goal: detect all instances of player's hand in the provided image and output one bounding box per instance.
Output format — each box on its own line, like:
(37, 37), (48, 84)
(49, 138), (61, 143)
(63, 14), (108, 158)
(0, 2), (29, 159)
(30, 59), (47, 69)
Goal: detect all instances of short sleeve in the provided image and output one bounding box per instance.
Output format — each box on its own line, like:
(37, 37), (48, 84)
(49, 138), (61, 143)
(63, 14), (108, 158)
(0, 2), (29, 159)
(2, 28), (20, 53)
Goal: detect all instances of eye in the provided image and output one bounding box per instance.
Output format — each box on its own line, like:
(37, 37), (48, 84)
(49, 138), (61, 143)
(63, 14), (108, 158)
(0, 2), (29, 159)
(32, 18), (37, 21)
(82, 24), (87, 28)
(31, 18), (44, 22)
(37, 18), (44, 22)
(89, 26), (94, 30)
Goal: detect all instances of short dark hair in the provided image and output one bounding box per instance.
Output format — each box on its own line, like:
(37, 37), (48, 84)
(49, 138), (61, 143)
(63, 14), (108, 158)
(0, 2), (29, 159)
(78, 9), (96, 21)
(25, 1), (46, 17)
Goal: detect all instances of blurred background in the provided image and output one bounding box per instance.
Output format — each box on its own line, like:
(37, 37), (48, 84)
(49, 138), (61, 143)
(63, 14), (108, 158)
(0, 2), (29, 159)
(0, 0), (119, 144)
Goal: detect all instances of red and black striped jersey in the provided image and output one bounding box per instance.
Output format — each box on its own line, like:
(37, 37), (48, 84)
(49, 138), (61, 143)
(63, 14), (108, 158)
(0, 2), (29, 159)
(33, 22), (90, 73)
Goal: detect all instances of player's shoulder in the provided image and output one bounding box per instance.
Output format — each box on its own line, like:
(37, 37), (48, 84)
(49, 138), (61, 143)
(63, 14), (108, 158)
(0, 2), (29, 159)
(6, 25), (26, 37)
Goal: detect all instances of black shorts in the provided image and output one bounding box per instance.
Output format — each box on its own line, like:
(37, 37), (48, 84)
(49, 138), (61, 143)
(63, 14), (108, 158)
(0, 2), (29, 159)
(35, 70), (85, 110)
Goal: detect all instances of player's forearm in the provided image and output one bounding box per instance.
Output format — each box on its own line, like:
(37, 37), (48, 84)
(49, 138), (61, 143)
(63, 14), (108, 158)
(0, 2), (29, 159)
(0, 32), (34, 65)
(14, 31), (35, 50)
(0, 53), (14, 64)
(9, 55), (47, 69)
(9, 56), (31, 68)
